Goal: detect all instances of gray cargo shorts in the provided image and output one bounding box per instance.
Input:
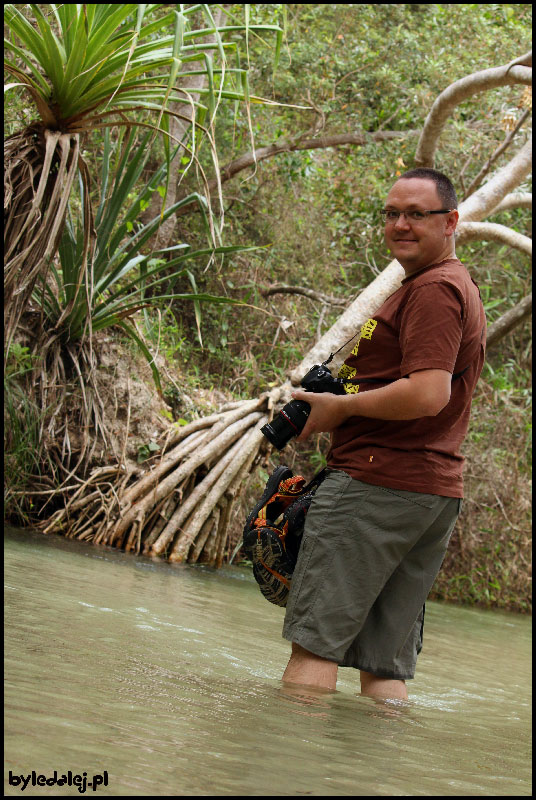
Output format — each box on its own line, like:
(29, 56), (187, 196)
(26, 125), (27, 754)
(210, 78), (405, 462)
(282, 469), (461, 680)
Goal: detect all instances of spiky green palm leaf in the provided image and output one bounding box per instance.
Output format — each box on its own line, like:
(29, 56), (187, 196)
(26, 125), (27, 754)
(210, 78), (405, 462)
(4, 3), (282, 351)
(4, 4), (282, 128)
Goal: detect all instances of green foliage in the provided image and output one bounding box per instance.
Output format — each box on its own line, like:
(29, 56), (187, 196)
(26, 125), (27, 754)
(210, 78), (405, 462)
(38, 128), (260, 391)
(4, 4), (284, 387)
(430, 374), (531, 613)
(4, 343), (36, 377)
(137, 439), (160, 464)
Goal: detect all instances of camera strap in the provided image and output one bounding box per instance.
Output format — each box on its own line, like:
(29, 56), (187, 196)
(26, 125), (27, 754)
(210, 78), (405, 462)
(322, 329), (361, 366)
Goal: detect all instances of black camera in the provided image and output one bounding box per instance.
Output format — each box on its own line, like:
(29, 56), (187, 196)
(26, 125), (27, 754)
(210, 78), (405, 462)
(261, 363), (346, 450)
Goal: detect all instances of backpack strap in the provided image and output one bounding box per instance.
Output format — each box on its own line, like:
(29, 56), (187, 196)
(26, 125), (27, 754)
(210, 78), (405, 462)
(252, 475), (307, 527)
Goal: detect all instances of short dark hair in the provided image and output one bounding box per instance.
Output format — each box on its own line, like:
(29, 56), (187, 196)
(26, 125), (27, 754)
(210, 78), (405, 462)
(398, 167), (458, 209)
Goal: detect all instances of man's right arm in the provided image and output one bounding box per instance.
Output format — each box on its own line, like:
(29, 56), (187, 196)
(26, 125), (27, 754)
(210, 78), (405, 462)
(293, 368), (452, 441)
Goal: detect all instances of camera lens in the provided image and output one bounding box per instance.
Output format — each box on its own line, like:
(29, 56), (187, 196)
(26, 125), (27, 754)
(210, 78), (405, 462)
(261, 399), (311, 450)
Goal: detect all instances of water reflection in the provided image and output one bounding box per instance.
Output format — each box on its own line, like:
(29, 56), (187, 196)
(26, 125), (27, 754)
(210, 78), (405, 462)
(4, 526), (531, 797)
(278, 681), (336, 714)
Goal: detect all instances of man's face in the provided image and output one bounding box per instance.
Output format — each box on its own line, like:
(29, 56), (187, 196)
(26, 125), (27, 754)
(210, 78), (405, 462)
(383, 178), (458, 274)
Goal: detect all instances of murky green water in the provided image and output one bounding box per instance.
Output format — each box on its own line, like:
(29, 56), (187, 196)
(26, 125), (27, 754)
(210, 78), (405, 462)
(4, 526), (531, 796)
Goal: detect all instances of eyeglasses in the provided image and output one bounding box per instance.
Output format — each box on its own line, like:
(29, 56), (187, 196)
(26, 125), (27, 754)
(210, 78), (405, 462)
(380, 208), (453, 223)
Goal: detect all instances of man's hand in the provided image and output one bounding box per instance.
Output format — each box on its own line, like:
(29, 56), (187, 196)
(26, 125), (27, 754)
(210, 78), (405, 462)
(292, 391), (350, 442)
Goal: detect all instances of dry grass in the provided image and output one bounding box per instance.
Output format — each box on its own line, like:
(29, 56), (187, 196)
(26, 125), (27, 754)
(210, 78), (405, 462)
(430, 380), (531, 612)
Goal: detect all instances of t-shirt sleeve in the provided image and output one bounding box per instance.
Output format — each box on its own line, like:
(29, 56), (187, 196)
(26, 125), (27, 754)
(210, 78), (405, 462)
(399, 282), (464, 376)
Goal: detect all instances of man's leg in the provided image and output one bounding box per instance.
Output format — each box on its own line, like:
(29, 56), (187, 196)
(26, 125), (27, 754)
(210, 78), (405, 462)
(360, 670), (408, 701)
(282, 642), (338, 690)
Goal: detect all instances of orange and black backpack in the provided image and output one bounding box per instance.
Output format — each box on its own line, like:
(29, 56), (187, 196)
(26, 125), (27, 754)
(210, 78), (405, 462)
(242, 465), (327, 606)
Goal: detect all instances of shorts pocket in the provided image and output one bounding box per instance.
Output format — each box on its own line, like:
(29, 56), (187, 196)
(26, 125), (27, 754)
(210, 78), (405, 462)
(376, 485), (438, 509)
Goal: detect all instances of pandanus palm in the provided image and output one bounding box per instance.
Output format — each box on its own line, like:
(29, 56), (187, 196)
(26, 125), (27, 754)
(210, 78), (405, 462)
(4, 4), (282, 489)
(4, 4), (282, 347)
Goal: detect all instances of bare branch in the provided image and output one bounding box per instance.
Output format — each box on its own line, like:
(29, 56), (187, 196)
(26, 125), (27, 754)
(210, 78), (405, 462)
(504, 50), (533, 71)
(456, 221), (532, 256)
(173, 128), (418, 217)
(415, 56), (532, 167)
(487, 192), (532, 215)
(486, 294), (532, 349)
(217, 129), (418, 185)
(259, 284), (348, 306)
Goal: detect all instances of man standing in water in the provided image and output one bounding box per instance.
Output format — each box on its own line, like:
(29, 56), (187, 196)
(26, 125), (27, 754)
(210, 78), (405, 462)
(281, 168), (485, 701)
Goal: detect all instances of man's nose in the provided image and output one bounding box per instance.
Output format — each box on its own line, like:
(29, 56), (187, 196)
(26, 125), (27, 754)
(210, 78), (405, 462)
(393, 212), (410, 229)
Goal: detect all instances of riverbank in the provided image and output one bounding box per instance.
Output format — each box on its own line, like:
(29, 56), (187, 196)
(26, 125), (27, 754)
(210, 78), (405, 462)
(4, 331), (531, 612)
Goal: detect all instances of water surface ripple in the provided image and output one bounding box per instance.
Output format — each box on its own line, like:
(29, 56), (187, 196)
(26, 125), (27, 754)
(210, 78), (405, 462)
(4, 527), (531, 796)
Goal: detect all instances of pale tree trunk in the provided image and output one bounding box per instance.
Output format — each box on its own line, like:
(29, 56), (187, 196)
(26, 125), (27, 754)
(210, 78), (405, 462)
(488, 192), (532, 214)
(456, 222), (532, 255)
(40, 54), (532, 565)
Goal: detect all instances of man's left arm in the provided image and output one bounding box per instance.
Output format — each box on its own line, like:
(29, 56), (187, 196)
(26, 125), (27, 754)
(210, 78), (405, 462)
(293, 369), (452, 442)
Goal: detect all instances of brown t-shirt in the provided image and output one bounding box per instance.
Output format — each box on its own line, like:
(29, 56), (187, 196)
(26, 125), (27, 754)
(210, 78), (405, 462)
(327, 258), (486, 497)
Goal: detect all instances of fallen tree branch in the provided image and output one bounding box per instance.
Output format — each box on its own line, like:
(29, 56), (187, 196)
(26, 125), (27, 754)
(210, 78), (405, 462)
(118, 398), (265, 511)
(38, 387), (281, 566)
(150, 430), (255, 557)
(486, 294), (532, 349)
(259, 284), (348, 306)
(109, 409), (266, 547)
(167, 423), (266, 562)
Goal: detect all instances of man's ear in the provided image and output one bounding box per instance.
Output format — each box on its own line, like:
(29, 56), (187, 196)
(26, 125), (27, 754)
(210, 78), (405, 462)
(446, 209), (459, 236)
